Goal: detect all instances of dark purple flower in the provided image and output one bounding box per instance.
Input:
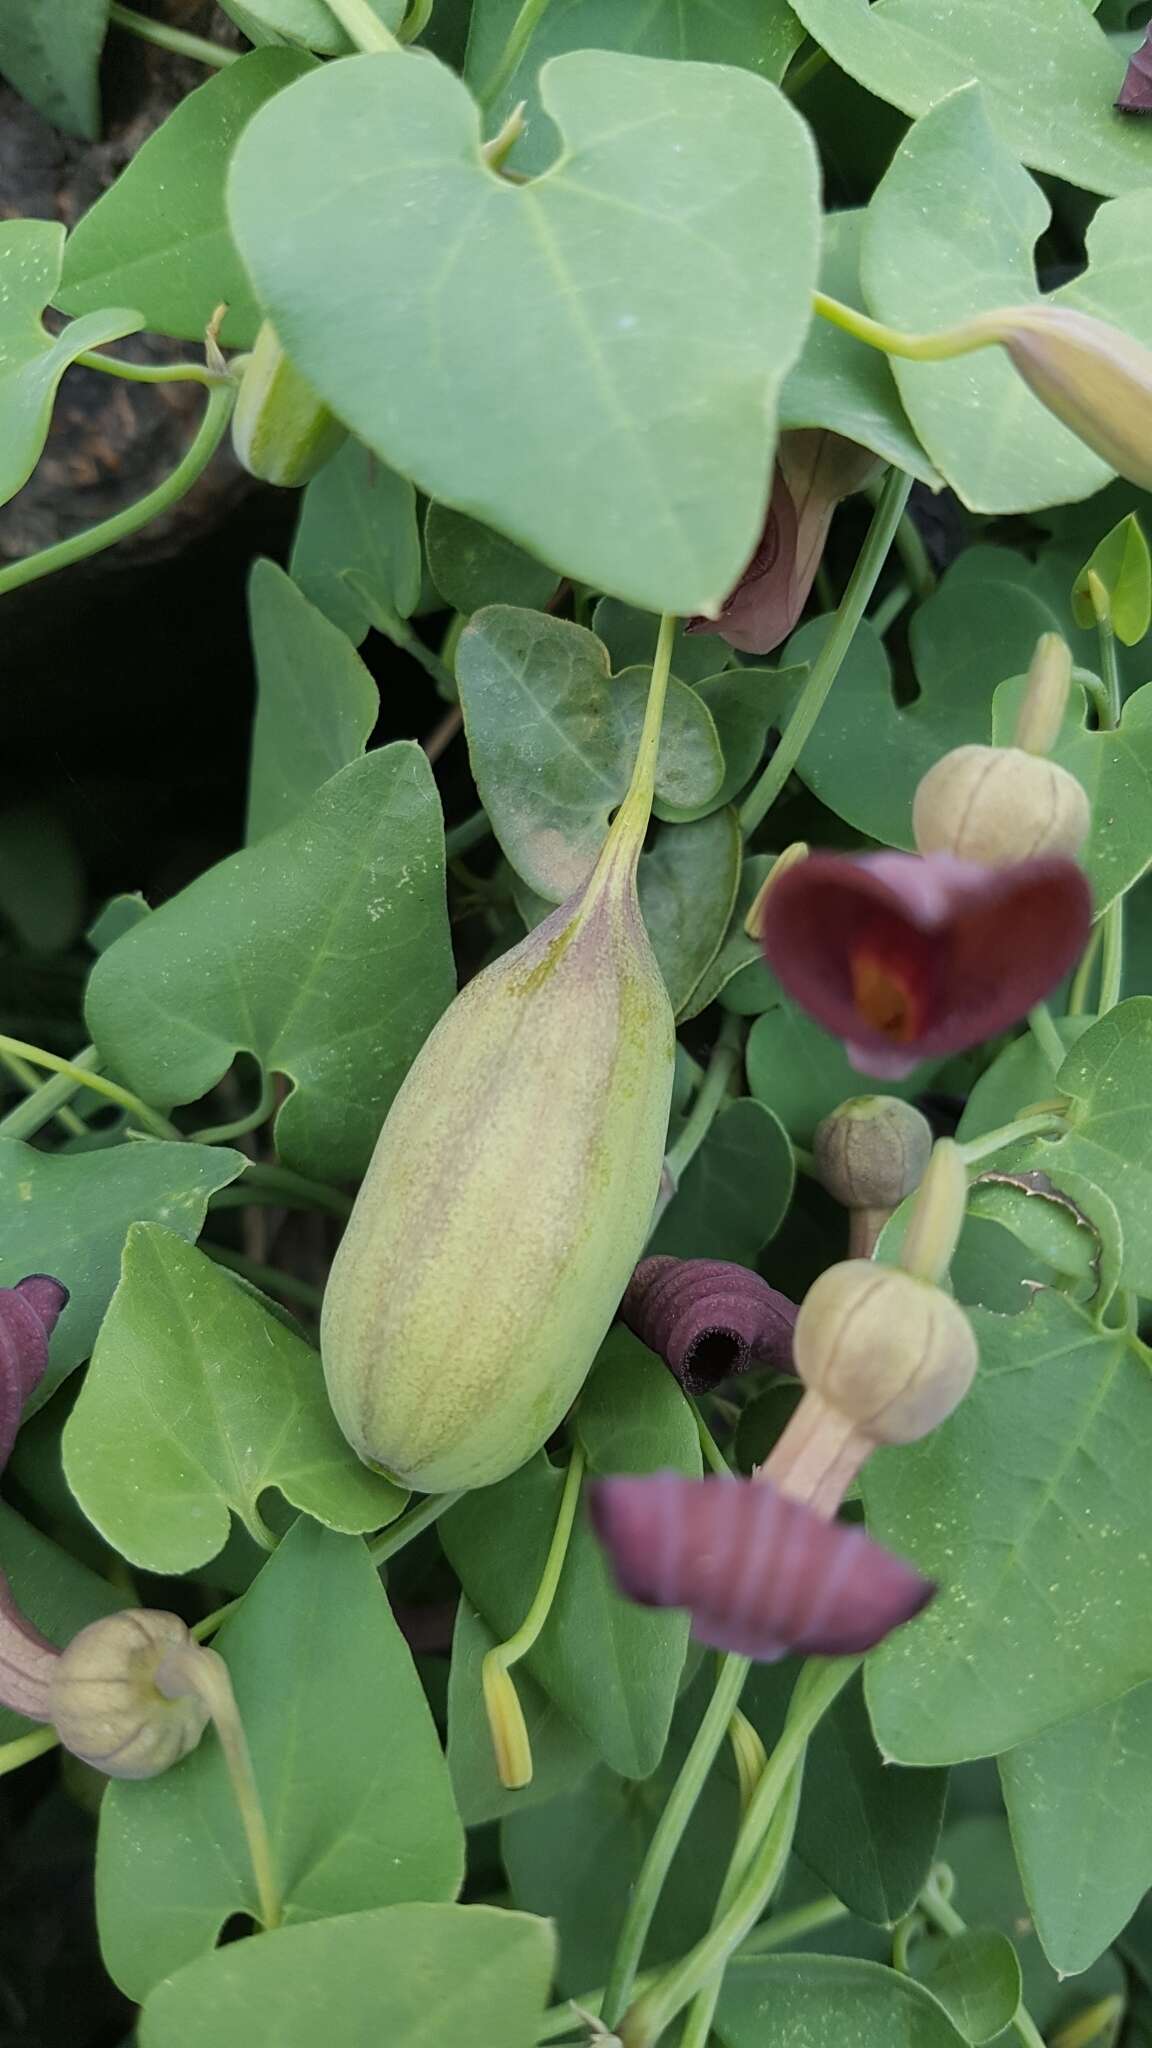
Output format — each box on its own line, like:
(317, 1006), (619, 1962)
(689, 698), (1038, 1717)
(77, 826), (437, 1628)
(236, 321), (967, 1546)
(687, 432), (881, 656)
(621, 1256), (797, 1392)
(1117, 25), (1152, 114)
(590, 1471), (932, 1661)
(0, 1275), (68, 1470)
(759, 851), (1092, 1080)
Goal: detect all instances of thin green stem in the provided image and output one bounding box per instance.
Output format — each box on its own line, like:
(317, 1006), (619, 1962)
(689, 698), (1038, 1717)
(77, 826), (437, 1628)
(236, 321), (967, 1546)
(810, 293), (997, 364)
(76, 346), (231, 390)
(188, 1072), (277, 1146)
(479, 0), (553, 107)
(0, 383), (234, 600)
(1095, 599), (1123, 729)
(869, 579), (911, 639)
(1027, 1002), (1067, 1076)
(694, 1405), (733, 1479)
(893, 506), (935, 599)
(192, 1596), (242, 1643)
(738, 468), (913, 836)
(368, 1490), (463, 1567)
(891, 1911), (922, 1975)
(107, 1), (238, 64)
(483, 1445), (586, 1786)
(599, 1652), (751, 2029)
(956, 1109), (1067, 1166)
(732, 1894), (848, 1957)
(0, 1052), (87, 1137)
(919, 1873), (1045, 2048)
(240, 1160), (353, 1219)
(0, 1044), (107, 1141)
(0, 1034), (177, 1138)
(205, 1245), (323, 1311)
(324, 0), (402, 49)
(445, 808), (493, 860)
(0, 1726), (58, 1777)
(168, 1648), (281, 1930)
(782, 43), (829, 99)
(1099, 899), (1125, 1015)
(666, 1015), (742, 1183)
(615, 613), (677, 838)
(398, 0), (434, 38)
(1067, 923), (1103, 1017)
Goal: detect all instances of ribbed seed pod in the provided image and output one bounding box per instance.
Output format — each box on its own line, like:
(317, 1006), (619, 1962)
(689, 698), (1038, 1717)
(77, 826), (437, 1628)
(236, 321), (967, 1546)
(231, 320), (347, 487)
(912, 744), (1090, 866)
(620, 1256), (796, 1391)
(813, 1096), (932, 1212)
(322, 782), (675, 1492)
(48, 1611), (211, 1780)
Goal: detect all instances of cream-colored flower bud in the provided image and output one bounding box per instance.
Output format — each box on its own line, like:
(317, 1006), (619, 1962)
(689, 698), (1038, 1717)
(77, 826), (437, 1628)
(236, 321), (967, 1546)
(813, 1096), (933, 1212)
(231, 320), (347, 487)
(48, 1611), (211, 1780)
(912, 744), (1090, 867)
(792, 1259), (977, 1445)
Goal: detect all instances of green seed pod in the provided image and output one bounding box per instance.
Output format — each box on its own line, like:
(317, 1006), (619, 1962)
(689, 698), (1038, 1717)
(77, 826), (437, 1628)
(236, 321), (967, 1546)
(321, 810), (675, 1493)
(813, 1096), (933, 1212)
(48, 1611), (211, 1780)
(231, 320), (347, 487)
(792, 1259), (977, 1446)
(912, 743), (1090, 866)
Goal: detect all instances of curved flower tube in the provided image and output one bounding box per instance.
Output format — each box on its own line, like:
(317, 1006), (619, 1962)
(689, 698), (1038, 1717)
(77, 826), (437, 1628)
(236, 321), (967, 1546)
(620, 1256), (797, 1392)
(0, 1274), (68, 1469)
(759, 850), (1093, 1079)
(1116, 26), (1152, 116)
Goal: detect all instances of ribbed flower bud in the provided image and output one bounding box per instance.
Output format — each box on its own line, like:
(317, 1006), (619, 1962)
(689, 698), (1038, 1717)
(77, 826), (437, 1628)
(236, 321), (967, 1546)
(48, 1611), (212, 1780)
(813, 1096), (933, 1213)
(321, 650), (678, 1493)
(989, 307), (1152, 493)
(231, 320), (347, 487)
(913, 746), (1090, 867)
(791, 1259), (978, 1446)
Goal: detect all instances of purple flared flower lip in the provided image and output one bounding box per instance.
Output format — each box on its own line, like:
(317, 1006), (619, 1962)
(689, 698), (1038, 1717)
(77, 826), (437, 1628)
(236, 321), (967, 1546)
(1116, 26), (1152, 114)
(621, 1256), (797, 1392)
(759, 850), (1092, 1079)
(0, 1275), (69, 1472)
(589, 1471), (933, 1663)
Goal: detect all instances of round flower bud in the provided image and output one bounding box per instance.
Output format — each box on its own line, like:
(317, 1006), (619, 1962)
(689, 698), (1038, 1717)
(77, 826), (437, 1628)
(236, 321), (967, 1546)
(231, 321), (347, 488)
(913, 745), (1090, 867)
(48, 1611), (211, 1780)
(792, 1259), (977, 1445)
(813, 1096), (933, 1213)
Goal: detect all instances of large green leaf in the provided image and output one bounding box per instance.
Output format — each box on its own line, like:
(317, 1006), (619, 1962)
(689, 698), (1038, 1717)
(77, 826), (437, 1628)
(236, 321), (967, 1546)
(464, 0), (805, 169)
(424, 503), (558, 617)
(85, 745), (455, 1184)
(649, 1098), (795, 1263)
(779, 210), (936, 482)
(0, 1503), (121, 1742)
(218, 0), (403, 53)
(446, 1599), (597, 1828)
(98, 1522), (465, 2002)
(441, 1332), (699, 1778)
(992, 673), (1152, 918)
(138, 1904), (553, 2048)
(789, 0), (1152, 195)
(228, 50), (821, 614)
(717, 1954), (967, 2047)
(58, 50), (314, 347)
(747, 999), (938, 1145)
(456, 607), (724, 900)
(1001, 1683), (1152, 1977)
(63, 1225), (405, 1571)
(861, 88), (1152, 512)
(910, 1931), (1022, 2047)
(0, 0), (107, 138)
(246, 559), (378, 842)
(0, 220), (139, 512)
(502, 1694), (740, 1993)
(289, 439), (422, 646)
(638, 812), (742, 1017)
(1012, 1001), (1152, 1298)
(864, 1290), (1152, 1764)
(776, 562), (1060, 846)
(0, 1136), (242, 1407)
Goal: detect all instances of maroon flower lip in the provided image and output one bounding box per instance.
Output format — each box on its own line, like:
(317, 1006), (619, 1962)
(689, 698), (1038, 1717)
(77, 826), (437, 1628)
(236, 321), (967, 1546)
(759, 850), (1093, 1079)
(589, 1471), (933, 1662)
(621, 1256), (797, 1392)
(1116, 25), (1152, 114)
(0, 1275), (69, 1470)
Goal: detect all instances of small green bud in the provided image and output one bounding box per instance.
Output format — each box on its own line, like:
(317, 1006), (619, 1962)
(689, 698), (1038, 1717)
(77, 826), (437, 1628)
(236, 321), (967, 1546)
(231, 320), (347, 487)
(792, 1258), (978, 1446)
(912, 743), (1090, 866)
(813, 1096), (933, 1212)
(48, 1611), (211, 1780)
(321, 822), (675, 1493)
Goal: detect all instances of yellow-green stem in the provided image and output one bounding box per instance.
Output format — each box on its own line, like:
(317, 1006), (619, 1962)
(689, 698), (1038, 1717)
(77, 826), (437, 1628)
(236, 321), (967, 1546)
(482, 1444), (586, 1785)
(0, 1034), (177, 1139)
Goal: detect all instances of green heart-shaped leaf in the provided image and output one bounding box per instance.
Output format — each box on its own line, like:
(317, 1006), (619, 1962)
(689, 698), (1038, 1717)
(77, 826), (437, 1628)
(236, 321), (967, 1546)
(861, 88), (1152, 513)
(0, 220), (139, 512)
(84, 745), (455, 1183)
(788, 0), (1152, 196)
(228, 49), (821, 613)
(1071, 513), (1152, 645)
(289, 438), (422, 646)
(63, 1225), (405, 1572)
(246, 559), (379, 842)
(0, 0), (108, 139)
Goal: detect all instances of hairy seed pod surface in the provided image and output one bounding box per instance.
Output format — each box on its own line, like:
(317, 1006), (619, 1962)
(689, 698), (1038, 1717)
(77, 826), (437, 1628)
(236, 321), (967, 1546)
(793, 1260), (977, 1445)
(321, 831), (675, 1492)
(912, 745), (1090, 867)
(49, 1611), (211, 1780)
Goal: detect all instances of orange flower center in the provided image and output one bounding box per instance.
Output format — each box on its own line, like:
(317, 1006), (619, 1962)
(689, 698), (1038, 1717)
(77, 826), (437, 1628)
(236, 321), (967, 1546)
(850, 950), (922, 1042)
